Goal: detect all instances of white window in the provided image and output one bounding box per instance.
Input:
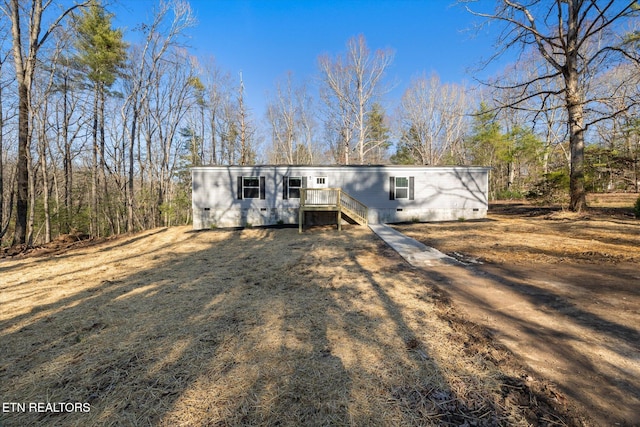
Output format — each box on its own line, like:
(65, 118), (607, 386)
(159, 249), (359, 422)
(316, 177), (326, 185)
(390, 176), (414, 200)
(288, 176), (302, 199)
(240, 176), (262, 199)
(395, 177), (409, 199)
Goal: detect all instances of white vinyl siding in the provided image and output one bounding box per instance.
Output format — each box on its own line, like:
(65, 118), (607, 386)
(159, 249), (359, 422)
(192, 166), (489, 228)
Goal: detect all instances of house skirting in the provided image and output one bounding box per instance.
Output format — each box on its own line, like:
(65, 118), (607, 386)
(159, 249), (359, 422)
(193, 206), (487, 229)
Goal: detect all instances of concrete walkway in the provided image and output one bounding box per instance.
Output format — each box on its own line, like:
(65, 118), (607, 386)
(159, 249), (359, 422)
(368, 223), (459, 267)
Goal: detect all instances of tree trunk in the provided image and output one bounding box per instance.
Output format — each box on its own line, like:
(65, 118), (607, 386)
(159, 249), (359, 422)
(0, 78), (4, 243)
(565, 1), (587, 212)
(0, 81), (13, 242)
(210, 111), (217, 164)
(91, 83), (99, 236)
(567, 100), (587, 211)
(9, 0), (30, 246)
(508, 161), (515, 190)
(51, 168), (60, 237)
(238, 76), (248, 165)
(62, 75), (72, 234)
(8, 0), (84, 244)
(358, 88), (365, 164)
(13, 81), (29, 245)
(26, 148), (35, 246)
(98, 84), (115, 235)
(127, 106), (137, 232)
(39, 124), (51, 243)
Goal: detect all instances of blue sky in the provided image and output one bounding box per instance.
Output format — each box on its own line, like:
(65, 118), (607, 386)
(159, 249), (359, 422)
(113, 0), (509, 116)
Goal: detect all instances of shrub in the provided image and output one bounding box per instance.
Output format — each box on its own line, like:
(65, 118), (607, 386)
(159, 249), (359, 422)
(526, 171), (570, 204)
(634, 196), (640, 219)
(495, 189), (525, 200)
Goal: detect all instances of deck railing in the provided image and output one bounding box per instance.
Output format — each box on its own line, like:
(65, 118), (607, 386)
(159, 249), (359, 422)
(299, 188), (368, 227)
(300, 188), (340, 206)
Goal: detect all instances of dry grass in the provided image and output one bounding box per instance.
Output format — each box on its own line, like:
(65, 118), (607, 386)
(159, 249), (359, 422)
(0, 226), (571, 426)
(394, 198), (640, 265)
(586, 192), (638, 208)
(392, 197), (640, 425)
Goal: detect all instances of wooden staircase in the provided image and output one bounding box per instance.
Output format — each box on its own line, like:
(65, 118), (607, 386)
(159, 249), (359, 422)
(299, 188), (368, 232)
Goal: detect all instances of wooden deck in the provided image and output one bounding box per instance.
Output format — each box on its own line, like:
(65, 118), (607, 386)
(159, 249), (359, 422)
(298, 188), (368, 232)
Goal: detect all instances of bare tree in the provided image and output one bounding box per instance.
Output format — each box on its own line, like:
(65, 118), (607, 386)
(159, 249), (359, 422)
(200, 57), (231, 165)
(151, 49), (199, 226)
(266, 72), (318, 164)
(465, 0), (640, 211)
(2, 0), (89, 245)
(0, 44), (14, 242)
(237, 72), (250, 165)
(320, 68), (353, 164)
(318, 34), (394, 164)
(397, 73), (468, 165)
(52, 42), (88, 235)
(522, 58), (570, 174)
(120, 0), (195, 231)
(591, 63), (640, 190)
(487, 60), (566, 189)
(31, 40), (65, 243)
(296, 81), (321, 164)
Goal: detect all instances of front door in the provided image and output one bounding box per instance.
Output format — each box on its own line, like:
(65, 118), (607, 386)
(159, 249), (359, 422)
(308, 176), (331, 204)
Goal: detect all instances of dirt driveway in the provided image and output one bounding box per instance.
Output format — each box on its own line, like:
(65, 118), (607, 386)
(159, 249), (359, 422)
(394, 200), (640, 426)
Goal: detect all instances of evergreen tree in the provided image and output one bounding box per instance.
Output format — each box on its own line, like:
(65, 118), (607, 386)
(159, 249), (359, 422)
(390, 142), (417, 165)
(467, 103), (504, 167)
(391, 125), (420, 165)
(365, 103), (391, 163)
(73, 1), (127, 88)
(72, 0), (127, 235)
(179, 127), (203, 168)
(468, 103), (543, 197)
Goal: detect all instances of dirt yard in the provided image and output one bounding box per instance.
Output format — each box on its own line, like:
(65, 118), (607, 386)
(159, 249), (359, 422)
(0, 194), (638, 426)
(394, 193), (640, 426)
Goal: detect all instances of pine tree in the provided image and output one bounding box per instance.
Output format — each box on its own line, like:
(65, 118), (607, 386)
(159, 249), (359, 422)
(467, 103), (504, 167)
(468, 103), (543, 196)
(72, 0), (127, 236)
(365, 103), (391, 163)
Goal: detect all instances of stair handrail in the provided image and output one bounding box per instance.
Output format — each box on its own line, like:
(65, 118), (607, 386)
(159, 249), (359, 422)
(339, 190), (368, 225)
(299, 187), (368, 225)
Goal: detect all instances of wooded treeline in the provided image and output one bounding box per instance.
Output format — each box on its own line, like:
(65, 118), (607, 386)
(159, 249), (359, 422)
(1, 0), (639, 246)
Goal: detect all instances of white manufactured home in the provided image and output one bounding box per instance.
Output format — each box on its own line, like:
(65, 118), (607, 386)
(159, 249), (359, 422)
(191, 165), (489, 230)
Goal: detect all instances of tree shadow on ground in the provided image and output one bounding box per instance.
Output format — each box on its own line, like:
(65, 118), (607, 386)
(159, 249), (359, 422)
(1, 226), (575, 426)
(416, 260), (640, 426)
